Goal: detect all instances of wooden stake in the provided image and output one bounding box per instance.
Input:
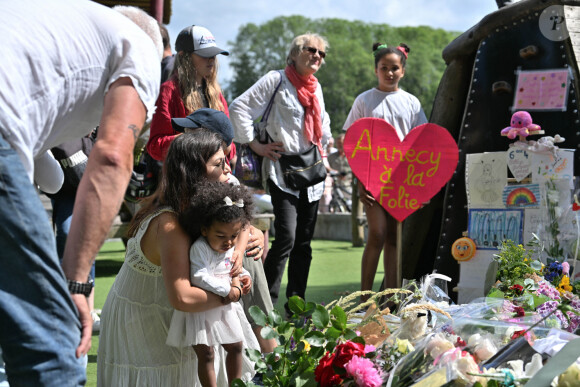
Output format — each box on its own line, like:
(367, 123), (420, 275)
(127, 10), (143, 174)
(396, 221), (403, 288)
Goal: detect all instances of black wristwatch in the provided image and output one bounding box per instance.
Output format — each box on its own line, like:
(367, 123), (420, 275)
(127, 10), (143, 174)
(67, 279), (94, 297)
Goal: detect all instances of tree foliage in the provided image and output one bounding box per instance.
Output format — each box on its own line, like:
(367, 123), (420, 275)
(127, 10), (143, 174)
(226, 16), (459, 136)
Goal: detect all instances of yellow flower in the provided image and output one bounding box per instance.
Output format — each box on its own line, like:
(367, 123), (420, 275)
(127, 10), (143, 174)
(557, 275), (573, 294)
(396, 338), (415, 354)
(301, 340), (311, 352)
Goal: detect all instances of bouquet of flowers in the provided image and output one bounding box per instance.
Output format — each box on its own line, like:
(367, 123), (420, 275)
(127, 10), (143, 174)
(237, 288), (412, 387)
(487, 237), (580, 333)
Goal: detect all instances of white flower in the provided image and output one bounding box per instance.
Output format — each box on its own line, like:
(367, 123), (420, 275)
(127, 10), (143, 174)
(525, 353), (543, 378)
(425, 333), (455, 359)
(547, 189), (560, 204)
(507, 359), (525, 378)
(474, 338), (498, 362)
(557, 361), (580, 386)
(467, 333), (482, 347)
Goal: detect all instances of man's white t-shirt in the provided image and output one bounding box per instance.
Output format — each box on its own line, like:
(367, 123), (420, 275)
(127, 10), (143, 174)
(0, 0), (160, 180)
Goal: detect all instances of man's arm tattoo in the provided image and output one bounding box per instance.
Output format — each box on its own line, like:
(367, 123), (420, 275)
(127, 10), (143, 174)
(128, 124), (141, 142)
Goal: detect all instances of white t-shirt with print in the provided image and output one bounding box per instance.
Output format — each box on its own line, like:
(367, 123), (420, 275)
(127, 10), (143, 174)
(343, 88), (427, 141)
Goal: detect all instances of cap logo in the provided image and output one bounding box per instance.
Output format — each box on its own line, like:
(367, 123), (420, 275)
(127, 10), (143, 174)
(199, 35), (216, 45)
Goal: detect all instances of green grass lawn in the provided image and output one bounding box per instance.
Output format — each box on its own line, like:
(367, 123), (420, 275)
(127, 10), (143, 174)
(86, 239), (384, 386)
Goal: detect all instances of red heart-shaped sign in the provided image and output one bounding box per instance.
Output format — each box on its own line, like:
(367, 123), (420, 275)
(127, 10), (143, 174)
(344, 118), (459, 222)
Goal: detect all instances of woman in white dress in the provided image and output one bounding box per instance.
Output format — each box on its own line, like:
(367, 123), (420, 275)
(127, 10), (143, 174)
(97, 130), (262, 386)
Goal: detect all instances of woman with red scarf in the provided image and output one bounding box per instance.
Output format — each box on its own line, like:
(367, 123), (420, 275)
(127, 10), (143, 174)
(229, 33), (332, 316)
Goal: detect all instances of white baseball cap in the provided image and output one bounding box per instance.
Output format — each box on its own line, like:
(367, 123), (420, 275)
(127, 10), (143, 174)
(175, 25), (229, 58)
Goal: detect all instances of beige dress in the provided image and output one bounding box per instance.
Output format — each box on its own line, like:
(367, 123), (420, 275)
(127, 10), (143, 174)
(97, 208), (229, 386)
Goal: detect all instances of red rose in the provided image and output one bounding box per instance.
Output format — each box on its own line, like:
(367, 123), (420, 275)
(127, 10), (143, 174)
(511, 330), (526, 340)
(509, 284), (524, 296)
(315, 352), (343, 387)
(333, 341), (366, 369)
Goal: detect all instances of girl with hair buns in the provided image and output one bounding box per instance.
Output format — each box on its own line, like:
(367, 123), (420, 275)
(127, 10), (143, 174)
(343, 42), (428, 302)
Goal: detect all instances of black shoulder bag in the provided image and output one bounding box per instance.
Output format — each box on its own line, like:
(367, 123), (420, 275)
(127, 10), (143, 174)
(278, 143), (327, 191)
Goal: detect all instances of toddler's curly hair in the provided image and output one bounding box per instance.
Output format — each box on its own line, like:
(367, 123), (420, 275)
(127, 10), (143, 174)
(178, 181), (254, 240)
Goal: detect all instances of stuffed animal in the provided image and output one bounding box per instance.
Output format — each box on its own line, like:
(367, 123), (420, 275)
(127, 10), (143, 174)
(501, 111), (541, 139)
(526, 134), (564, 153)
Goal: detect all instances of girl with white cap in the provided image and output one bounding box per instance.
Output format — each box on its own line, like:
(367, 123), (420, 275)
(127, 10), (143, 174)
(147, 25), (231, 162)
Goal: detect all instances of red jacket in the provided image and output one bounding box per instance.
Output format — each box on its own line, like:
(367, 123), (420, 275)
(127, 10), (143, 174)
(147, 77), (235, 162)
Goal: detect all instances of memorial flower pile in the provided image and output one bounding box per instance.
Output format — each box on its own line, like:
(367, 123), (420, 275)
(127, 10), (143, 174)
(239, 289), (411, 387)
(487, 237), (580, 333)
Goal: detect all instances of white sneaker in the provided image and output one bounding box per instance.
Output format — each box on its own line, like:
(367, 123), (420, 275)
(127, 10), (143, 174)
(91, 310), (101, 333)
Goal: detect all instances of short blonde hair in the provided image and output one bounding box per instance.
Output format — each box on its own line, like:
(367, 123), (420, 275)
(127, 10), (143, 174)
(286, 33), (329, 67)
(113, 6), (163, 61)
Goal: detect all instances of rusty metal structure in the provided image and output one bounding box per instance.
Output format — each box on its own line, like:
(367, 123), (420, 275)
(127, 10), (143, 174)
(404, 0), (580, 299)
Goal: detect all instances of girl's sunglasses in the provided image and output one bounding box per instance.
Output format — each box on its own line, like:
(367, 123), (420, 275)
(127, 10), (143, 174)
(303, 46), (326, 59)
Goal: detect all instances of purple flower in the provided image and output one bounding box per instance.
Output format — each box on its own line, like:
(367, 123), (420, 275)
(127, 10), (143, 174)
(344, 355), (383, 387)
(536, 300), (558, 317)
(535, 281), (561, 301)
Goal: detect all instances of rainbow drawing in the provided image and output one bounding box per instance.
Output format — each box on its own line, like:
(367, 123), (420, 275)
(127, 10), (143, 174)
(503, 184), (540, 208)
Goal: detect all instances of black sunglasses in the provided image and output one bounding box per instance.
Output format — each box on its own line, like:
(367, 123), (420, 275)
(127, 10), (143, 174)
(303, 46), (326, 59)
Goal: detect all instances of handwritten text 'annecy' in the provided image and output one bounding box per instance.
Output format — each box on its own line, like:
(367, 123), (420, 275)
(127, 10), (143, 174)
(349, 129), (442, 210)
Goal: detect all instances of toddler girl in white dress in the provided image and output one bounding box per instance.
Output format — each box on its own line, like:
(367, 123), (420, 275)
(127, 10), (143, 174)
(166, 181), (259, 385)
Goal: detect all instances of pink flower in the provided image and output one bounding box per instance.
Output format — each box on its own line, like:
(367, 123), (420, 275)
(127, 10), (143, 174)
(562, 262), (570, 275)
(364, 344), (376, 354)
(344, 355), (383, 387)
